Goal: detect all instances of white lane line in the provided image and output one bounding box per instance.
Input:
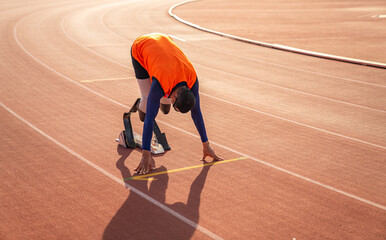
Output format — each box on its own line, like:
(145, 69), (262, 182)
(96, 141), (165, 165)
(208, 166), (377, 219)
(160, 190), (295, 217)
(169, 34), (186, 42)
(0, 101), (223, 240)
(60, 12), (386, 150)
(14, 4), (386, 211)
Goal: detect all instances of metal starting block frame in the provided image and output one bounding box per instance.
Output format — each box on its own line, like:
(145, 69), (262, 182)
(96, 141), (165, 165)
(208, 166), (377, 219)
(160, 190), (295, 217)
(116, 98), (171, 154)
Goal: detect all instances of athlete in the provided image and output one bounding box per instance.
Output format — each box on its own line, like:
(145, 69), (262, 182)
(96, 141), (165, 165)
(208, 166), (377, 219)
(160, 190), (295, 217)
(131, 33), (223, 174)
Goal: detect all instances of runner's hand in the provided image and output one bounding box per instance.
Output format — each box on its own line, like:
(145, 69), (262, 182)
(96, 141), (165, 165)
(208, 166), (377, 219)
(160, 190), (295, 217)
(202, 141), (223, 161)
(135, 150), (155, 174)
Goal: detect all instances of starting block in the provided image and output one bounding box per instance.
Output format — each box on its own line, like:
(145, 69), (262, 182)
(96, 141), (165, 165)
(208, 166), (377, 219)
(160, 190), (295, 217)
(116, 131), (165, 154)
(116, 98), (171, 155)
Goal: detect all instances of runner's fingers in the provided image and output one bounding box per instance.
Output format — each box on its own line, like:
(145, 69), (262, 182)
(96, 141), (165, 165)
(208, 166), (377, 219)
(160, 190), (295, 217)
(142, 167), (148, 174)
(151, 159), (156, 170)
(141, 164), (151, 174)
(136, 164), (145, 174)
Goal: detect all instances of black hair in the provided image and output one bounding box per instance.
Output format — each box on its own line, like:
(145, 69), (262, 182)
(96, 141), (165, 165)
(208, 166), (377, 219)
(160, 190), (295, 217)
(174, 87), (196, 113)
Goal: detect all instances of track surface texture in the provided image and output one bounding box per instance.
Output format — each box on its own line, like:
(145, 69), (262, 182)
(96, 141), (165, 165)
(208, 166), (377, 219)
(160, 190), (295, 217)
(1, 0), (385, 239)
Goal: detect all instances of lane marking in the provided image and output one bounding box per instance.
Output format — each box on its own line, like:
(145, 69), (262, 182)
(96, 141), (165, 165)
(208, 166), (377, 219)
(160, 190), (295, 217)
(372, 14), (386, 18)
(169, 34), (186, 42)
(13, 4), (386, 212)
(80, 77), (135, 82)
(125, 157), (248, 181)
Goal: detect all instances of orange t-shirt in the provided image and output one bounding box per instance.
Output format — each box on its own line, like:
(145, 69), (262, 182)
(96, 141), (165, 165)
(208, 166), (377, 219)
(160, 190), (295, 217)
(131, 33), (197, 96)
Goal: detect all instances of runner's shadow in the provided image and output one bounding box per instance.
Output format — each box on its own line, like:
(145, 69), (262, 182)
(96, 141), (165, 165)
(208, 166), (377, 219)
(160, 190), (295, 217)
(103, 146), (212, 240)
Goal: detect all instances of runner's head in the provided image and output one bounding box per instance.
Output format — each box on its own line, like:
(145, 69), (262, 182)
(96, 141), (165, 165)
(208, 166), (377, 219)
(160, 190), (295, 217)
(173, 87), (196, 113)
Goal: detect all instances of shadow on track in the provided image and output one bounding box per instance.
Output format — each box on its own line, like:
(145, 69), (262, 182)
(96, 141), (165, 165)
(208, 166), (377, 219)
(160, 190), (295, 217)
(103, 145), (212, 239)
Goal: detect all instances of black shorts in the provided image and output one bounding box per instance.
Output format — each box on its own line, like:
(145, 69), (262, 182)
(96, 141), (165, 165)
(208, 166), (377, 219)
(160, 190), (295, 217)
(131, 47), (150, 79)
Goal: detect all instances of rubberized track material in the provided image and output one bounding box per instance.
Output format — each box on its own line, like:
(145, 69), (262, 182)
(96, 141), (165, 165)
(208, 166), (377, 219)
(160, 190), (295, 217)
(1, 0), (385, 239)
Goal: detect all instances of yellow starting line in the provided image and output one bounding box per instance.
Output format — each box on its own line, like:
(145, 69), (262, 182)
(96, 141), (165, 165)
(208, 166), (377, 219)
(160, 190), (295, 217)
(124, 157), (248, 181)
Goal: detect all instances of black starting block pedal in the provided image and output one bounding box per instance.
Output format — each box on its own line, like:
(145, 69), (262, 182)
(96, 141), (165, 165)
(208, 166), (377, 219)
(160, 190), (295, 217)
(153, 120), (171, 151)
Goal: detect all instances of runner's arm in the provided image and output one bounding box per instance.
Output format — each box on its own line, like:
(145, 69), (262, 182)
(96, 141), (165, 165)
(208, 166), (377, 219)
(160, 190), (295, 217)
(142, 79), (164, 150)
(190, 80), (208, 143)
